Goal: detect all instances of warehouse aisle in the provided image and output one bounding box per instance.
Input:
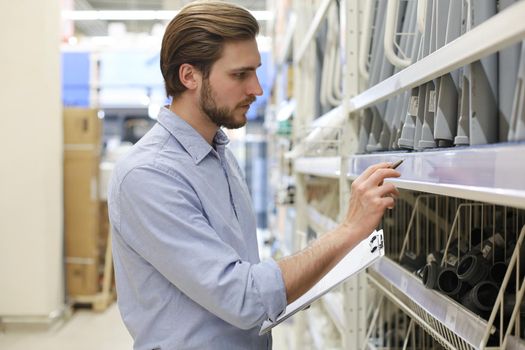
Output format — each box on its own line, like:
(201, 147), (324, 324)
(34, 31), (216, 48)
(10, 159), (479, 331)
(0, 303), (296, 349)
(0, 304), (132, 350)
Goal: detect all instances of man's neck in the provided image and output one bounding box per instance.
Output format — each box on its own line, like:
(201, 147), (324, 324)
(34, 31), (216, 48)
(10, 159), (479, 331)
(169, 95), (218, 145)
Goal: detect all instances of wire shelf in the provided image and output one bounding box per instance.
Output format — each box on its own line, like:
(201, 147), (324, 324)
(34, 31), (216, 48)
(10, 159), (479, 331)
(305, 177), (340, 238)
(369, 193), (525, 349)
(295, 125), (342, 158)
(368, 257), (493, 349)
(362, 293), (445, 350)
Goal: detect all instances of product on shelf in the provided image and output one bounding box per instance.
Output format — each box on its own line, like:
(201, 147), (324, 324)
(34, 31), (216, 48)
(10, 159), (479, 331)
(420, 261), (440, 290)
(488, 261), (507, 284)
(473, 232), (506, 262)
(437, 267), (468, 299)
(460, 281), (499, 319)
(400, 250), (426, 272)
(457, 252), (491, 286)
(419, 239), (465, 292)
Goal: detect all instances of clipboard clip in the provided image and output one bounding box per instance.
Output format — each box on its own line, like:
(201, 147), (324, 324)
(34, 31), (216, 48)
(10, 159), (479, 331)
(369, 233), (384, 254)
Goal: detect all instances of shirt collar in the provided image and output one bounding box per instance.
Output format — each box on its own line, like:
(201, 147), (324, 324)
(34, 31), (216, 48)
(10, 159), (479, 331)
(157, 107), (230, 164)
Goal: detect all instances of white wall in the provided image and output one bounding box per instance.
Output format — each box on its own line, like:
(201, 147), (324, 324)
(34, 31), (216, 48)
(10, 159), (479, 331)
(0, 1), (63, 316)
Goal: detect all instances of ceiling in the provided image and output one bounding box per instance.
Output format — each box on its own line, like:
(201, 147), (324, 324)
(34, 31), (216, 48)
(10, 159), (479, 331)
(73, 0), (269, 36)
(84, 0), (266, 10)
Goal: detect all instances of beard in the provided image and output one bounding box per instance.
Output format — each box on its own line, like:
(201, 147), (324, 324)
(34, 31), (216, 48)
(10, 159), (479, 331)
(199, 78), (254, 129)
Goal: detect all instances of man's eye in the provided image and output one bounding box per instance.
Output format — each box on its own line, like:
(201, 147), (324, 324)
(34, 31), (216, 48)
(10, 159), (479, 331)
(234, 72), (247, 79)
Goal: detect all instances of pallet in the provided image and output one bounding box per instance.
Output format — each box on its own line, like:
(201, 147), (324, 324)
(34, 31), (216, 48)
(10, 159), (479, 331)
(70, 227), (115, 312)
(71, 291), (115, 312)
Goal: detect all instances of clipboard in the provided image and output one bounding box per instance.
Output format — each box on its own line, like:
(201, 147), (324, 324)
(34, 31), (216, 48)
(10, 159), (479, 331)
(259, 229), (385, 335)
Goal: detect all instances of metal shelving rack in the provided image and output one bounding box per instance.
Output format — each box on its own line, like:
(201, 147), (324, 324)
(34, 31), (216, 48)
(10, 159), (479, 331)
(271, 0), (525, 348)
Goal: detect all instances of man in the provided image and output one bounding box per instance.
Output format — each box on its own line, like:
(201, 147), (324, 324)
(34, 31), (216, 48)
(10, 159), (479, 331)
(107, 1), (400, 349)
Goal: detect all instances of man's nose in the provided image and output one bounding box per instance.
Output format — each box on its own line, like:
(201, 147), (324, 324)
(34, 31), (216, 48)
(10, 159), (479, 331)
(248, 75), (263, 96)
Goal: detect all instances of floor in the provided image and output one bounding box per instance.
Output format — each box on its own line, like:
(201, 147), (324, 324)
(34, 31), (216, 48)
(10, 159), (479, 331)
(0, 303), (292, 350)
(0, 304), (133, 350)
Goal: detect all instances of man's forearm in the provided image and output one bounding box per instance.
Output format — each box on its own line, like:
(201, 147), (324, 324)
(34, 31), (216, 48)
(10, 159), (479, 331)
(277, 225), (359, 304)
(276, 162), (400, 304)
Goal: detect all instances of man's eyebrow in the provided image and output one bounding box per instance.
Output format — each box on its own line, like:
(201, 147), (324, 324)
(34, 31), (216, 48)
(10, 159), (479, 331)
(230, 63), (262, 72)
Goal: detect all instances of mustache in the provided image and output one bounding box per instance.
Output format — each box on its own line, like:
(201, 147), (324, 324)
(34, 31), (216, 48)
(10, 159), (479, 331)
(238, 96), (256, 107)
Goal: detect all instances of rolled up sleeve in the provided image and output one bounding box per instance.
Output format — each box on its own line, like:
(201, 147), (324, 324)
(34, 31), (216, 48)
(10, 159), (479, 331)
(251, 259), (287, 323)
(117, 165), (286, 329)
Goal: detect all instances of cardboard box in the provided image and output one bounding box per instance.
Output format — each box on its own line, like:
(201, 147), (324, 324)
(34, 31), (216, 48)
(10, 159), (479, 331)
(66, 260), (99, 296)
(64, 107), (103, 297)
(99, 200), (110, 253)
(63, 108), (101, 145)
(64, 150), (100, 257)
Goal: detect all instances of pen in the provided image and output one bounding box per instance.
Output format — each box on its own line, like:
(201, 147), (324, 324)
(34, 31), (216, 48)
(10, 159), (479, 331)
(390, 159), (403, 169)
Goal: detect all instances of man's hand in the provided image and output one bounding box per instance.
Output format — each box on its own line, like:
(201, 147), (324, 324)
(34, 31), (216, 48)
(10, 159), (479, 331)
(278, 162), (400, 304)
(340, 162), (400, 242)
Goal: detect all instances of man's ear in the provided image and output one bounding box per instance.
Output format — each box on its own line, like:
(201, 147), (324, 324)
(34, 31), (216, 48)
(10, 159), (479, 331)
(179, 63), (201, 90)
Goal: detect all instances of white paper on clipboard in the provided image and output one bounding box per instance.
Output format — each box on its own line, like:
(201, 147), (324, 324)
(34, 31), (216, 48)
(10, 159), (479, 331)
(259, 229), (385, 335)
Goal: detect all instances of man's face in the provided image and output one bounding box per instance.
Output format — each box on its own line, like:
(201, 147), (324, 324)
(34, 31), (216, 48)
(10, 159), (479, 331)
(198, 39), (263, 129)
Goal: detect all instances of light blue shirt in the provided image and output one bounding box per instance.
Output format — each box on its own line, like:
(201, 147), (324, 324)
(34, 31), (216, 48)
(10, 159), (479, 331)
(108, 107), (287, 350)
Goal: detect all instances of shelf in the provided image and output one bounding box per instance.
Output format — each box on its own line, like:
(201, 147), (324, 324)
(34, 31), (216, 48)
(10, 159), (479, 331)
(321, 292), (346, 336)
(368, 257), (496, 349)
(307, 205), (338, 234)
(348, 0), (525, 112)
(286, 106), (344, 160)
(296, 143), (525, 209)
(295, 157), (340, 178)
(286, 1), (525, 348)
(347, 143), (525, 209)
(306, 309), (325, 350)
(291, 1), (525, 152)
(294, 0), (333, 64)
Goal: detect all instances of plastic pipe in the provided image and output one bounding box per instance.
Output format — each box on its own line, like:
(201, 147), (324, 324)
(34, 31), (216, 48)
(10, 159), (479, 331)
(384, 0), (412, 68)
(461, 281), (499, 317)
(457, 253), (490, 286)
(294, 0), (334, 64)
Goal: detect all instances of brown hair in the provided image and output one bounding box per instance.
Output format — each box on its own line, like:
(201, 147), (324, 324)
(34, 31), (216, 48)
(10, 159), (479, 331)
(160, 1), (259, 98)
